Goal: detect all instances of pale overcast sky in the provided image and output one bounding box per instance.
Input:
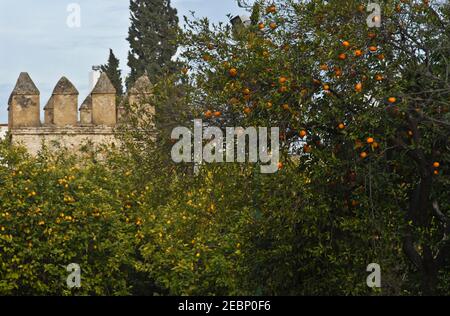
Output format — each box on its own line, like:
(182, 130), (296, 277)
(0, 0), (242, 123)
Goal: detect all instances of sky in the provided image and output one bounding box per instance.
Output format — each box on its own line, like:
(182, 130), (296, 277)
(0, 0), (243, 123)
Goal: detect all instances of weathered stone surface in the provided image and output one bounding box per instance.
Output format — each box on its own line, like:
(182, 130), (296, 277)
(91, 72), (116, 94)
(80, 95), (93, 125)
(8, 73), (41, 128)
(52, 76), (79, 95)
(129, 74), (152, 94)
(10, 126), (117, 156)
(11, 72), (40, 95)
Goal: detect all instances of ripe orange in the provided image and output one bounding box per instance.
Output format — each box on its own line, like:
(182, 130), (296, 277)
(377, 54), (385, 60)
(244, 107), (252, 115)
(338, 123), (345, 130)
(282, 104), (290, 110)
(433, 162), (440, 168)
(368, 32), (377, 39)
(372, 142), (379, 149)
(214, 111), (221, 118)
(269, 22), (277, 30)
(299, 130), (307, 138)
(258, 22), (265, 30)
(367, 137), (375, 144)
(323, 84), (330, 91)
(229, 68), (238, 77)
(205, 110), (212, 118)
(360, 152), (368, 159)
(354, 50), (363, 57)
(279, 76), (287, 84)
(338, 53), (347, 60)
(342, 41), (350, 47)
(277, 162), (283, 170)
(267, 102), (273, 108)
(355, 82), (363, 92)
(369, 46), (378, 52)
(375, 74), (383, 81)
(434, 170), (439, 175)
(388, 97), (397, 103)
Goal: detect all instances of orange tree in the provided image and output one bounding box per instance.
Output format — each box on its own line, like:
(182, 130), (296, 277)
(174, 0), (449, 294)
(0, 140), (159, 295)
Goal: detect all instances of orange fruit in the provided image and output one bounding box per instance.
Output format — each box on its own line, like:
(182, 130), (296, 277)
(367, 137), (375, 144)
(434, 170), (439, 175)
(342, 41), (350, 47)
(320, 64), (329, 71)
(338, 53), (347, 60)
(375, 74), (383, 81)
(267, 102), (273, 108)
(360, 152), (368, 159)
(282, 104), (290, 110)
(368, 32), (377, 39)
(205, 110), (212, 118)
(433, 162), (440, 168)
(269, 22), (277, 30)
(388, 97), (397, 103)
(229, 68), (238, 77)
(258, 22), (265, 30)
(338, 123), (345, 130)
(377, 54), (385, 60)
(299, 130), (307, 138)
(372, 142), (379, 149)
(244, 107), (252, 115)
(323, 84), (330, 91)
(243, 88), (251, 95)
(369, 46), (378, 52)
(277, 162), (283, 170)
(354, 50), (363, 57)
(279, 76), (287, 84)
(214, 111), (221, 117)
(355, 82), (363, 92)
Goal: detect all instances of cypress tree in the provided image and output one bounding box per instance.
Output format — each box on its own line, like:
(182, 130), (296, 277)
(126, 0), (179, 88)
(101, 49), (124, 96)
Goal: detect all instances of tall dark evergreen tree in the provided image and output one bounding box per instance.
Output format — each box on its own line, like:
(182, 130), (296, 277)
(126, 0), (179, 88)
(101, 49), (124, 96)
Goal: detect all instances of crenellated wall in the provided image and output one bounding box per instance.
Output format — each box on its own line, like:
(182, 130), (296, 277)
(6, 72), (154, 155)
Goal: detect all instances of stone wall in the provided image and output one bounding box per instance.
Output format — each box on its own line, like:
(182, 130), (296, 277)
(11, 126), (117, 156)
(6, 72), (154, 155)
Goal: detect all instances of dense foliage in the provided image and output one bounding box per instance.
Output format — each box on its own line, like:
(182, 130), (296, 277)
(0, 0), (449, 295)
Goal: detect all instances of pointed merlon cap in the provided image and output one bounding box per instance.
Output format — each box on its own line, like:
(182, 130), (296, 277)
(44, 97), (54, 110)
(91, 72), (116, 94)
(79, 95), (92, 111)
(11, 72), (40, 95)
(52, 76), (79, 95)
(129, 74), (153, 94)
